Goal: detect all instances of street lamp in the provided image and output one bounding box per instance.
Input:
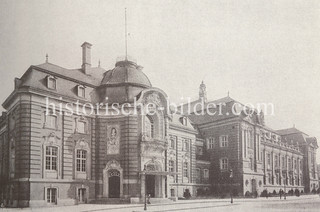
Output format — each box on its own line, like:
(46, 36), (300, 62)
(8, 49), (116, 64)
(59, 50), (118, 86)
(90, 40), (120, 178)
(284, 175), (287, 200)
(143, 166), (147, 211)
(229, 169), (233, 204)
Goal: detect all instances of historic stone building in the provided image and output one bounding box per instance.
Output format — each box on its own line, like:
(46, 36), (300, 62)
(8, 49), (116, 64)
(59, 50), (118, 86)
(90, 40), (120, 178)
(181, 83), (319, 197)
(0, 42), (318, 207)
(0, 42), (210, 207)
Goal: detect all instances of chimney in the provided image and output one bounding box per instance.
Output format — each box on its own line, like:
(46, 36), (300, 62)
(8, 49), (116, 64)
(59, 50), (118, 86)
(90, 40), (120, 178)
(81, 42), (92, 74)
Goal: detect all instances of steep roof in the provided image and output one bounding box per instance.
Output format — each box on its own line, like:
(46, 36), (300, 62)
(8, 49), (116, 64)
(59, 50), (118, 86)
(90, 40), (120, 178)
(179, 96), (235, 115)
(35, 63), (104, 86)
(276, 127), (308, 136)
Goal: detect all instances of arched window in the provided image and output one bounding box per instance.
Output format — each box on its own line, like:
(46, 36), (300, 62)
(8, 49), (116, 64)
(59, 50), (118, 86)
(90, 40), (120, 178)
(145, 115), (154, 138)
(46, 146), (58, 170)
(76, 150), (87, 172)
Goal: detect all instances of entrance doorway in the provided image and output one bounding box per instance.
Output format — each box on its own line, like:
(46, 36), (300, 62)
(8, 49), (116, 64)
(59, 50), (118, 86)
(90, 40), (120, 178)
(252, 179), (257, 194)
(78, 188), (86, 203)
(109, 170), (120, 198)
(146, 175), (155, 197)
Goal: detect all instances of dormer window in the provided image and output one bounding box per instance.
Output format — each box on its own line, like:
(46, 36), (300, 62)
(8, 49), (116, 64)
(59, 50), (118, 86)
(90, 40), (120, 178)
(180, 117), (188, 126)
(77, 85), (85, 98)
(47, 75), (57, 90)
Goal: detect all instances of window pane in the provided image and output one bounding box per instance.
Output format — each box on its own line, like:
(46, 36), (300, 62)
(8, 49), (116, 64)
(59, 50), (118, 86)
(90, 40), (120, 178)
(52, 157), (57, 170)
(77, 159), (80, 171)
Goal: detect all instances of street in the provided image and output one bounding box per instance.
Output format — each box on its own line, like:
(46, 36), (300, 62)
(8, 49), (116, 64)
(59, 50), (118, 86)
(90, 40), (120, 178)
(1, 195), (320, 212)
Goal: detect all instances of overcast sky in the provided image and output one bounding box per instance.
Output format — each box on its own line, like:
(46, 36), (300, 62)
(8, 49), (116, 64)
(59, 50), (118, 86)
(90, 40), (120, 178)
(1, 0), (320, 159)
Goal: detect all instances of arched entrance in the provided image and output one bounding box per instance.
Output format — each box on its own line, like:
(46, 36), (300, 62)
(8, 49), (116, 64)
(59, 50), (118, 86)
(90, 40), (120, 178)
(146, 175), (156, 197)
(142, 160), (165, 198)
(108, 169), (120, 198)
(103, 160), (123, 198)
(252, 179), (257, 194)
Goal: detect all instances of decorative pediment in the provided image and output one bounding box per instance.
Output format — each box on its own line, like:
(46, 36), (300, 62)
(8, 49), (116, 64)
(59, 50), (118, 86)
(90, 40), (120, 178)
(43, 132), (61, 145)
(105, 160), (121, 170)
(145, 159), (162, 172)
(75, 138), (90, 150)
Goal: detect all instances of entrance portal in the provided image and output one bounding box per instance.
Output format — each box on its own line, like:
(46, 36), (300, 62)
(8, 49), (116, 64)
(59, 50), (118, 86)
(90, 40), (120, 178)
(146, 175), (155, 197)
(78, 188), (86, 203)
(252, 179), (257, 194)
(109, 170), (120, 198)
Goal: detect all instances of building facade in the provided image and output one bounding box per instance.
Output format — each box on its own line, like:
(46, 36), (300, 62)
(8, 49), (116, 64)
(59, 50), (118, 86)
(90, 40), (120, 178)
(0, 42), (318, 207)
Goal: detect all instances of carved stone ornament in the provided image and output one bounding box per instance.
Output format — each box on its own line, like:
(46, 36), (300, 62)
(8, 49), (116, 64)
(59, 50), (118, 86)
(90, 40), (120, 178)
(44, 132), (61, 145)
(75, 138), (89, 149)
(144, 92), (161, 106)
(107, 125), (120, 155)
(105, 160), (121, 170)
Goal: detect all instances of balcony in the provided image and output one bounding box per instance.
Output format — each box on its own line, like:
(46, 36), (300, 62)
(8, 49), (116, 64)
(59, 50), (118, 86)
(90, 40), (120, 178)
(140, 133), (168, 154)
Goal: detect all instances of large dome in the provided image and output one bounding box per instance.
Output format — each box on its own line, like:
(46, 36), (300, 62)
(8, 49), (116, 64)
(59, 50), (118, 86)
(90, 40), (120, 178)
(101, 60), (151, 87)
(99, 59), (152, 104)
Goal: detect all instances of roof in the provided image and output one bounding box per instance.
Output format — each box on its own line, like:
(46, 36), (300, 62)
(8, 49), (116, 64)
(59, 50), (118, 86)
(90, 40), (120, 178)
(35, 63), (104, 86)
(179, 96), (235, 115)
(306, 137), (319, 148)
(276, 127), (308, 136)
(100, 60), (151, 87)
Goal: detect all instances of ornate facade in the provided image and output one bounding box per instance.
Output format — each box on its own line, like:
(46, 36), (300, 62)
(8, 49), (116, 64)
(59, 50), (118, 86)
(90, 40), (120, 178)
(0, 42), (318, 207)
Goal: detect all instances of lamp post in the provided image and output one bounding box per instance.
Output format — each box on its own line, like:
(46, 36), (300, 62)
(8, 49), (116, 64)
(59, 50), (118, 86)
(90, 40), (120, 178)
(284, 175), (287, 200)
(144, 166), (147, 211)
(229, 169), (233, 204)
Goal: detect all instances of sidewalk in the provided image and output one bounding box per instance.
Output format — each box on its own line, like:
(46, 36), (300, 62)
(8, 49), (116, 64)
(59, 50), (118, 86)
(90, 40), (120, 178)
(1, 195), (318, 212)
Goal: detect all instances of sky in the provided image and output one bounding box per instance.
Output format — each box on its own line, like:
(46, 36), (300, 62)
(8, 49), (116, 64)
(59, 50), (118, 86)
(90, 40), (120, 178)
(0, 0), (320, 159)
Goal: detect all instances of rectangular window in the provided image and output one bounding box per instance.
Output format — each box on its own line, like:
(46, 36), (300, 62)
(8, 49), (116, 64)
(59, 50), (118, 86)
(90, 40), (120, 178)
(46, 146), (58, 170)
(203, 169), (209, 178)
(219, 135), (228, 147)
(46, 115), (57, 129)
(249, 157), (254, 170)
(274, 155), (278, 168)
(288, 158), (292, 170)
(47, 188), (57, 204)
(77, 121), (86, 134)
(267, 153), (271, 168)
(197, 147), (203, 155)
(47, 77), (56, 90)
(183, 139), (189, 152)
(78, 86), (85, 97)
(196, 168), (201, 179)
(170, 136), (176, 149)
(183, 162), (188, 178)
(207, 137), (214, 149)
(76, 150), (87, 172)
(169, 160), (175, 172)
(220, 158), (228, 170)
(268, 173), (272, 184)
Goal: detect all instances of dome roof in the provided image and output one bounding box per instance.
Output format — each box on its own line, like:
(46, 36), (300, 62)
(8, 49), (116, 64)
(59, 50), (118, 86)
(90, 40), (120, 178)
(101, 60), (151, 87)
(98, 59), (152, 104)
